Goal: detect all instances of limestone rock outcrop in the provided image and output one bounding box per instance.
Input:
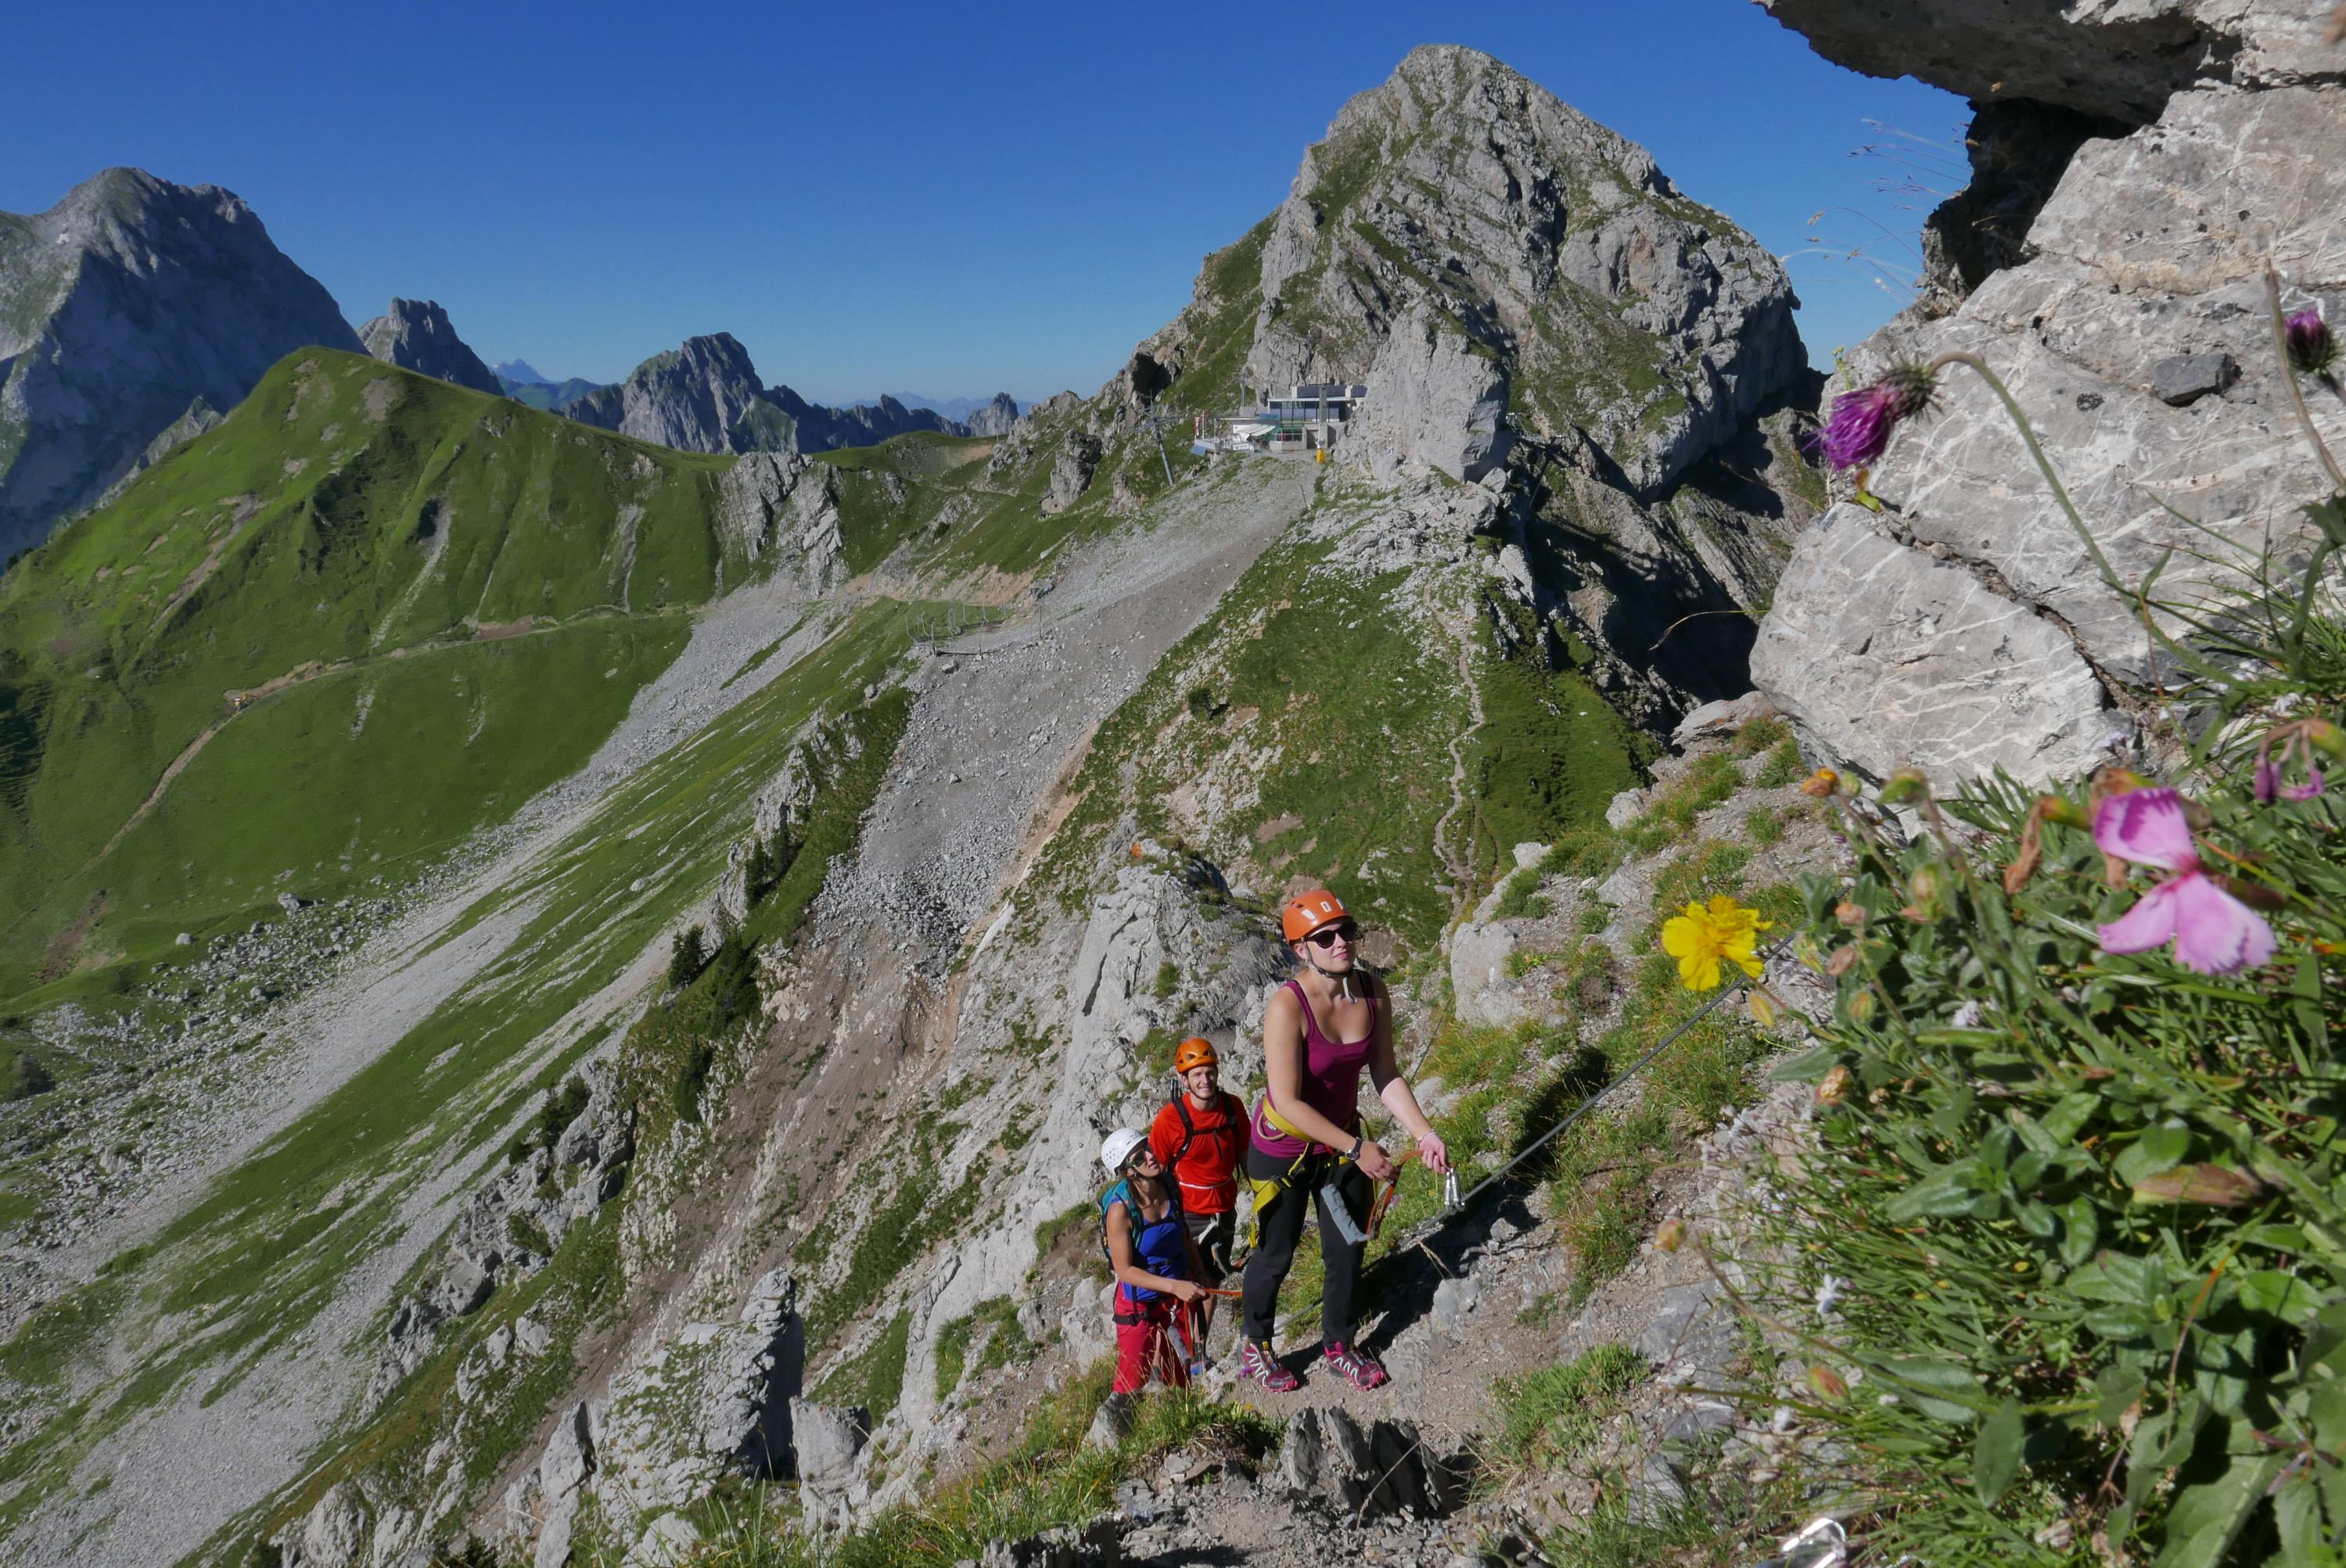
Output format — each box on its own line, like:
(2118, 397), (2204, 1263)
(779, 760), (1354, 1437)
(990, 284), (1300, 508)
(0, 167), (361, 557)
(368, 1060), (634, 1405)
(712, 450), (846, 590)
(1040, 431), (1102, 515)
(591, 1269), (803, 1521)
(1247, 45), (1801, 493)
(1757, 0), (2345, 125)
(561, 332), (799, 455)
(1752, 0), (2346, 785)
(357, 298), (501, 395)
(963, 391), (1022, 436)
(1349, 300), (1511, 484)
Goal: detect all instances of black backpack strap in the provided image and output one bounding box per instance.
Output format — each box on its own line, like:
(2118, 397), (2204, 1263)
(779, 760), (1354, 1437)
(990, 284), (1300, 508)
(1169, 1092), (1198, 1165)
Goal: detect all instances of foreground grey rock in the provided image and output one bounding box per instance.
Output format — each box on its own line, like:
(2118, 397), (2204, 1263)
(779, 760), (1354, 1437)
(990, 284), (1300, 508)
(1755, 506), (2113, 785)
(1281, 1405), (1470, 1520)
(0, 166), (361, 556)
(1753, 3), (2346, 785)
(357, 298), (502, 395)
(1758, 0), (2343, 124)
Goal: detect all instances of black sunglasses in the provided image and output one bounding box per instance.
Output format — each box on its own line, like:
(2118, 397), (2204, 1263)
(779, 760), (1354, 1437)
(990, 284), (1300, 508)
(1304, 922), (1360, 949)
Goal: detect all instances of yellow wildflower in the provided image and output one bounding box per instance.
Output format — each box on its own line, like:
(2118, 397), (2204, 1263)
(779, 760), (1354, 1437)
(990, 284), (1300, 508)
(1660, 895), (1772, 991)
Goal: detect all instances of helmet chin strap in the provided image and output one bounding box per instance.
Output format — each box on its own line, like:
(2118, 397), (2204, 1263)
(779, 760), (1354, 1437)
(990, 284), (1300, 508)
(1302, 942), (1359, 1003)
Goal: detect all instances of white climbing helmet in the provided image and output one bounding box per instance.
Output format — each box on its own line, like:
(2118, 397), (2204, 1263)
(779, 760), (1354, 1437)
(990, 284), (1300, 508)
(1099, 1128), (1148, 1175)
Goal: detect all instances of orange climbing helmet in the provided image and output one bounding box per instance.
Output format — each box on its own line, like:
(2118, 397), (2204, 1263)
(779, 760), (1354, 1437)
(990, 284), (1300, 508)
(1280, 889), (1349, 943)
(1173, 1036), (1217, 1074)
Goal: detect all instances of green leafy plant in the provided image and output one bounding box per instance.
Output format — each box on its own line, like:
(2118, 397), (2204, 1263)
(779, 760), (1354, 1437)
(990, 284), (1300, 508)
(1756, 304), (2346, 1567)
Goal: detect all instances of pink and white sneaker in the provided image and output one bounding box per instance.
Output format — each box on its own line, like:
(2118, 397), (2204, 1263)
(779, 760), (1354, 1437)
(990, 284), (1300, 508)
(1322, 1340), (1389, 1390)
(1239, 1340), (1299, 1392)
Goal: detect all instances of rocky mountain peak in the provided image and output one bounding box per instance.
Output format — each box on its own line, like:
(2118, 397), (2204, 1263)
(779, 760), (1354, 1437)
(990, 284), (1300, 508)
(357, 298), (501, 396)
(963, 391), (1020, 436)
(0, 166), (359, 558)
(558, 334), (968, 457)
(559, 332), (796, 454)
(1244, 44), (1802, 493)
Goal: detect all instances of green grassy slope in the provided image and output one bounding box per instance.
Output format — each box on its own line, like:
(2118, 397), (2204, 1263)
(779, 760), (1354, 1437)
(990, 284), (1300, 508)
(0, 604), (917, 1551)
(1033, 505), (1647, 952)
(0, 349), (744, 1005)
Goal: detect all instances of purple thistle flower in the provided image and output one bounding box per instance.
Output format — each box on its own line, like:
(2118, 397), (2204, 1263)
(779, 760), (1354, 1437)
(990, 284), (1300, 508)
(2287, 307), (2337, 377)
(1812, 364), (1938, 473)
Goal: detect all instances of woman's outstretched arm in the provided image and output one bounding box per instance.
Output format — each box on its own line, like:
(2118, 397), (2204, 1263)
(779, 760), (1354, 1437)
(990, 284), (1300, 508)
(1366, 977), (1450, 1173)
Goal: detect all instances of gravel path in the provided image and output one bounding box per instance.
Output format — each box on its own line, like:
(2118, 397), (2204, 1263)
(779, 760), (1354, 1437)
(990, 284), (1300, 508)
(832, 460), (1320, 971)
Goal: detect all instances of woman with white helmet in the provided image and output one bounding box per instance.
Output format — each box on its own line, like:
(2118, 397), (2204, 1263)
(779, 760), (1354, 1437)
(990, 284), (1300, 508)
(1238, 889), (1449, 1393)
(1096, 1126), (1206, 1433)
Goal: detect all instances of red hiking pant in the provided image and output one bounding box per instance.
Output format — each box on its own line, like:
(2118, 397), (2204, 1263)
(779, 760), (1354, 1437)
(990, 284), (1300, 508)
(1112, 1297), (1194, 1395)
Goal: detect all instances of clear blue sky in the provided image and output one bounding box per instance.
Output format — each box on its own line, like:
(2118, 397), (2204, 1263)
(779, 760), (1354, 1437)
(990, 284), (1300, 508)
(5, 1), (1964, 405)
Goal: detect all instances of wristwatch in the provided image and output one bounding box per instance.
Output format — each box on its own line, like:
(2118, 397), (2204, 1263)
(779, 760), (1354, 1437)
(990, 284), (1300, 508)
(1345, 1134), (1365, 1161)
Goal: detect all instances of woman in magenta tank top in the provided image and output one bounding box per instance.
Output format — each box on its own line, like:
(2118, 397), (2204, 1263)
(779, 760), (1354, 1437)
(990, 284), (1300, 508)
(1237, 889), (1449, 1394)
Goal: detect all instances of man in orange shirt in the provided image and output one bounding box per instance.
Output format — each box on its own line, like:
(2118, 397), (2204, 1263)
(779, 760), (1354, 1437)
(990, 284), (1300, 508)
(1148, 1036), (1245, 1358)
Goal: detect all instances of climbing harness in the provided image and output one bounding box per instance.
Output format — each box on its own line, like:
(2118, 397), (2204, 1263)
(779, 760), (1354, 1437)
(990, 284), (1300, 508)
(1245, 1141), (1333, 1248)
(1364, 1149), (1420, 1242)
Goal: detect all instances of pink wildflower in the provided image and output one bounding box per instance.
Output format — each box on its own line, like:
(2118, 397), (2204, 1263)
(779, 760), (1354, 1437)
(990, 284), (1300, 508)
(2093, 788), (2276, 975)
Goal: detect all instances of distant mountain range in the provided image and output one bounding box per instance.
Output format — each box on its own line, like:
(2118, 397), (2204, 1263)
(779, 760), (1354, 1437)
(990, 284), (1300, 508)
(0, 171), (1026, 557)
(556, 335), (1022, 454)
(498, 373), (609, 411)
(886, 393), (1029, 422)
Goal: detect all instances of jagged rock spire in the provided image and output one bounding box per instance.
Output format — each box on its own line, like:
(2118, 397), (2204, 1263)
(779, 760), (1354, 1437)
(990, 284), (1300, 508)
(357, 298), (502, 395)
